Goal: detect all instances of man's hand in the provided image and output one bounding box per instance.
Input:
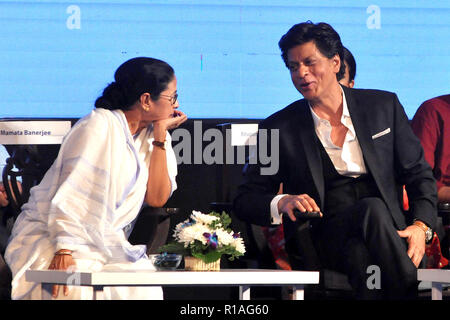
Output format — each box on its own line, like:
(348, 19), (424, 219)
(397, 225), (426, 268)
(278, 194), (322, 222)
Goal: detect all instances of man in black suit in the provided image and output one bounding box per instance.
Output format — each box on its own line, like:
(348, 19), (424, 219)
(233, 21), (437, 299)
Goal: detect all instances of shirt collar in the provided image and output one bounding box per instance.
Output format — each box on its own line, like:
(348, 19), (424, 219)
(308, 86), (355, 136)
(341, 86), (350, 118)
(309, 102), (321, 128)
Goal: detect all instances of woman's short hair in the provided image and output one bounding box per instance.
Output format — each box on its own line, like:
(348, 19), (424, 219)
(95, 57), (174, 110)
(278, 21), (345, 81)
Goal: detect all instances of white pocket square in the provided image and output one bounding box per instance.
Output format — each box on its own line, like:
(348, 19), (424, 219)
(372, 128), (391, 139)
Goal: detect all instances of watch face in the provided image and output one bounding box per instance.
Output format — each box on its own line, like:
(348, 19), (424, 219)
(426, 229), (433, 242)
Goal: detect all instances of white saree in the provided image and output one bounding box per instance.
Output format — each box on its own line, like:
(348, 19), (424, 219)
(5, 108), (178, 300)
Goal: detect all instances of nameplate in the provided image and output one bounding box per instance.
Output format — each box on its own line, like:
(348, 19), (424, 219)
(231, 123), (258, 146)
(0, 121), (71, 144)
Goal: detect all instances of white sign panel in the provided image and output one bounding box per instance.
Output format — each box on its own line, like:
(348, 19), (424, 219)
(231, 123), (258, 146)
(0, 121), (72, 144)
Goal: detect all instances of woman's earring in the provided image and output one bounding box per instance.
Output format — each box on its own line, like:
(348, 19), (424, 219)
(143, 105), (150, 112)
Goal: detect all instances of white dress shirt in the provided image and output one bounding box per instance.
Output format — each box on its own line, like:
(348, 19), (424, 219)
(270, 89), (366, 224)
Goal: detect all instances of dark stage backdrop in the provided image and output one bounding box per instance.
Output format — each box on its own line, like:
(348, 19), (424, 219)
(1, 1), (449, 120)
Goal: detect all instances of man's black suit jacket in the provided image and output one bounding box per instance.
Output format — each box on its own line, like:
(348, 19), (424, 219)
(233, 85), (437, 242)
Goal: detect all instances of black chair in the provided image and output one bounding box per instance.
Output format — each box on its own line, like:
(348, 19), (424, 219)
(438, 202), (450, 260)
(2, 157), (26, 219)
(2, 145), (58, 219)
(128, 207), (179, 255)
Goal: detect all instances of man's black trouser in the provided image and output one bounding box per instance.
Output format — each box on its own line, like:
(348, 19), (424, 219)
(310, 178), (418, 299)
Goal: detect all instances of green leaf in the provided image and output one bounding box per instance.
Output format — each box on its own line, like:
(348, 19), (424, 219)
(209, 211), (232, 230)
(192, 250), (222, 264)
(158, 242), (189, 255)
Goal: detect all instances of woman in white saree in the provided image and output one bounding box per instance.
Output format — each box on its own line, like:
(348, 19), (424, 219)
(5, 57), (187, 300)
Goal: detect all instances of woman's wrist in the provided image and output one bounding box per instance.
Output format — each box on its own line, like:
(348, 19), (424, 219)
(152, 123), (167, 141)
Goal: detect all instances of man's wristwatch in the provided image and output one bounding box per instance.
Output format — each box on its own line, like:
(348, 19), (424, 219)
(152, 140), (167, 150)
(413, 220), (433, 243)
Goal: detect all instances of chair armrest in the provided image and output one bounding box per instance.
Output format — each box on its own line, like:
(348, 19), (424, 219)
(164, 207), (180, 215)
(438, 202), (450, 213)
(128, 207), (180, 255)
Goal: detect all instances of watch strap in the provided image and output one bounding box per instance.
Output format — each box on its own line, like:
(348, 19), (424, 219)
(413, 220), (433, 242)
(152, 140), (166, 150)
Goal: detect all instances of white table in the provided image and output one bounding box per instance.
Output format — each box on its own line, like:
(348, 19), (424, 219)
(26, 269), (319, 300)
(417, 269), (450, 300)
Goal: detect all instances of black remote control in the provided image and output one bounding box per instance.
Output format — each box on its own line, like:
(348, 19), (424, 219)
(293, 209), (322, 219)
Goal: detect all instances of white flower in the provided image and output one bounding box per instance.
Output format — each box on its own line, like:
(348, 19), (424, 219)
(231, 237), (246, 254)
(175, 222), (210, 247)
(215, 228), (234, 246)
(191, 210), (219, 225)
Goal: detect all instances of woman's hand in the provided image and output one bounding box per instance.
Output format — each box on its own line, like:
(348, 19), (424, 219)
(48, 250), (76, 298)
(152, 110), (187, 140)
(166, 110), (188, 130)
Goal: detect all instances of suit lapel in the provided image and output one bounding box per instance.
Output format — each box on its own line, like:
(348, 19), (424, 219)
(343, 86), (377, 163)
(294, 101), (325, 208)
(343, 86), (388, 201)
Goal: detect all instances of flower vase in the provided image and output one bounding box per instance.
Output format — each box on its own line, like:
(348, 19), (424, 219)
(184, 256), (221, 271)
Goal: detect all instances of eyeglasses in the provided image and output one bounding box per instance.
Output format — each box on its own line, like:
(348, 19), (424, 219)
(159, 92), (178, 105)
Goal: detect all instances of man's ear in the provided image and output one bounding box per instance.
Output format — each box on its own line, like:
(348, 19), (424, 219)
(332, 54), (341, 73)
